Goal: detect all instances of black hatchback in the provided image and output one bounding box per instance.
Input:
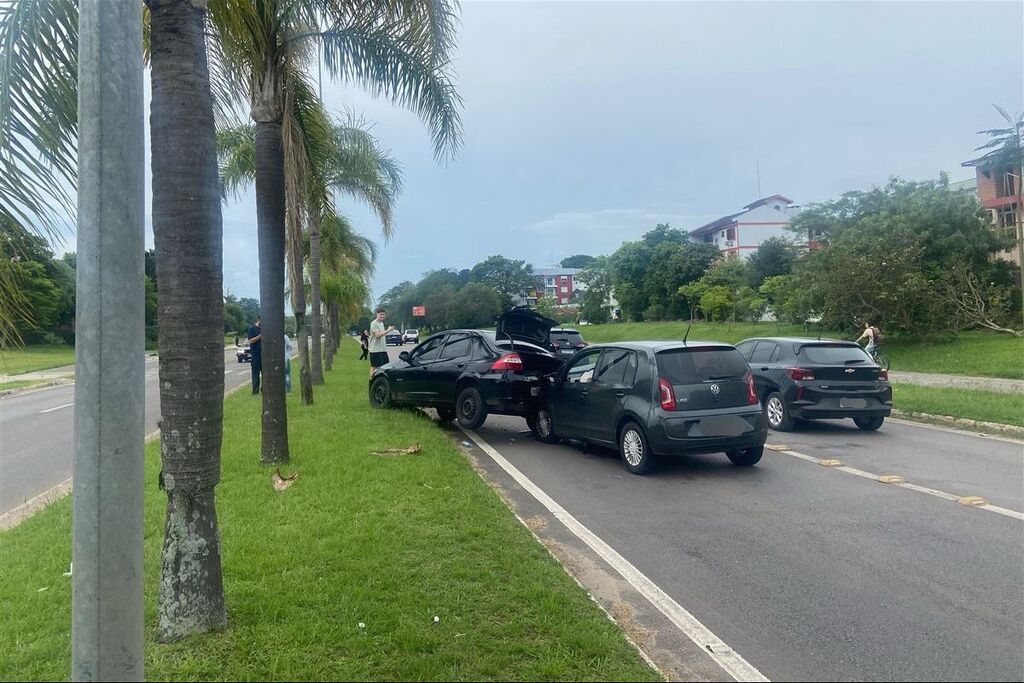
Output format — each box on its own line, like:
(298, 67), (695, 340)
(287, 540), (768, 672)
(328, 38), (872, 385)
(531, 341), (768, 475)
(735, 337), (892, 431)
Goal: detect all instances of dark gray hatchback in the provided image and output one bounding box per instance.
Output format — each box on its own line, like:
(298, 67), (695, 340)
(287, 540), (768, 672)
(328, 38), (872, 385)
(531, 341), (768, 475)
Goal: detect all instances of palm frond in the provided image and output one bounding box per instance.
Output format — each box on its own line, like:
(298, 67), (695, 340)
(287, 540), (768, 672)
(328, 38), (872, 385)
(216, 124), (257, 199)
(0, 0), (79, 238)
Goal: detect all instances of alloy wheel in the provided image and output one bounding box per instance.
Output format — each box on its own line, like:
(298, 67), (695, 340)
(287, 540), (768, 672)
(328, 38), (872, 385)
(766, 396), (784, 427)
(623, 429), (644, 467)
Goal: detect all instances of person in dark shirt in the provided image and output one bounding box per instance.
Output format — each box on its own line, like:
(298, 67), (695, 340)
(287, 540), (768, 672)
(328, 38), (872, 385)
(247, 316), (262, 394)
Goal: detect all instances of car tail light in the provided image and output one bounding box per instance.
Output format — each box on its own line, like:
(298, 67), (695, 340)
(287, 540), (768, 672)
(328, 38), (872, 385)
(573, 341), (588, 348)
(745, 372), (758, 405)
(659, 377), (676, 411)
(787, 367), (815, 381)
(491, 353), (523, 373)
(878, 368), (888, 381)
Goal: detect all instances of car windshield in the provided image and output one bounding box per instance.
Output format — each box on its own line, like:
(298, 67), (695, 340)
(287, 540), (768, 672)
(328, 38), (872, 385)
(551, 331), (583, 345)
(798, 344), (872, 364)
(656, 347), (749, 383)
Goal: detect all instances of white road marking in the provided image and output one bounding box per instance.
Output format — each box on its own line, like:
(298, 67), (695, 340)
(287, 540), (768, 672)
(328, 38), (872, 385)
(236, 370), (248, 375)
(775, 448), (1024, 521)
(39, 402), (74, 414)
(461, 427), (770, 683)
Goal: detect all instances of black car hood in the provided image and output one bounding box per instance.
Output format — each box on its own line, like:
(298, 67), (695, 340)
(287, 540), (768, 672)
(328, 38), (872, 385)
(496, 307), (557, 347)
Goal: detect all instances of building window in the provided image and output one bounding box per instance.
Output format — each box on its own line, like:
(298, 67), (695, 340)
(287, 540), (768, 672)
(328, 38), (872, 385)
(545, 277), (554, 286)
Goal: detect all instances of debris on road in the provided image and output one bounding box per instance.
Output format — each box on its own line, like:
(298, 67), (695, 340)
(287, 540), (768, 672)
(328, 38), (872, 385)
(272, 469), (299, 491)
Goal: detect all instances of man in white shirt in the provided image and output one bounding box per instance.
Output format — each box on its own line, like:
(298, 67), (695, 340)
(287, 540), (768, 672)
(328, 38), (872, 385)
(368, 308), (394, 377)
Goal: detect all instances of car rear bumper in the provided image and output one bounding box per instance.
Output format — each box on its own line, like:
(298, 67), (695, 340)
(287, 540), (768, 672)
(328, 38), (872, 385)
(477, 375), (545, 417)
(790, 396), (892, 420)
(647, 407), (768, 456)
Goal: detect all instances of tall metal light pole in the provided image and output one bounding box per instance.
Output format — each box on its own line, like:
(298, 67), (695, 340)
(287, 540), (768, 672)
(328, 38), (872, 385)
(73, 1), (145, 679)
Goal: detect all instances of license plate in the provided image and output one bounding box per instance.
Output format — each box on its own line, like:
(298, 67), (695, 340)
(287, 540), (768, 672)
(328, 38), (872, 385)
(696, 415), (749, 437)
(530, 386), (540, 396)
(840, 398), (867, 409)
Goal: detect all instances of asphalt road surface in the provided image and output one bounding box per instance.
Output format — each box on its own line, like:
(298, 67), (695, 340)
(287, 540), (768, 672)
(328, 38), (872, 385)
(376, 342), (1024, 681)
(0, 348), (256, 516)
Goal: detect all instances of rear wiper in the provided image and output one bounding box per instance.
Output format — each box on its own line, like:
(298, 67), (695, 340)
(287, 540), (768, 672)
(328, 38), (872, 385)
(844, 359), (866, 364)
(706, 374), (737, 381)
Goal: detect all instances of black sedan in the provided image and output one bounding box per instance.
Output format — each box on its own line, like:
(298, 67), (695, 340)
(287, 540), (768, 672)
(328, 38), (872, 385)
(734, 337), (892, 431)
(368, 329), (563, 429)
(385, 330), (404, 346)
(531, 341), (768, 475)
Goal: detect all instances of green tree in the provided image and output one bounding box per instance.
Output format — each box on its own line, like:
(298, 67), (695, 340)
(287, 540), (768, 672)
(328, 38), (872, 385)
(577, 256), (612, 324)
(746, 236), (796, 287)
(470, 255), (534, 309)
(699, 286), (732, 322)
(560, 254), (595, 269)
(449, 282), (501, 329)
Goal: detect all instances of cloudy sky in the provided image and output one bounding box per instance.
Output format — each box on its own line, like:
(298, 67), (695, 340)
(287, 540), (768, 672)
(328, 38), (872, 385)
(169, 1), (1024, 304)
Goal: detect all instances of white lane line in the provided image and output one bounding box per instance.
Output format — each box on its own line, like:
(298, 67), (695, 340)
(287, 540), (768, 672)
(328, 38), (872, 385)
(39, 402), (74, 414)
(776, 448), (1024, 521)
(235, 370), (248, 375)
(461, 427), (769, 683)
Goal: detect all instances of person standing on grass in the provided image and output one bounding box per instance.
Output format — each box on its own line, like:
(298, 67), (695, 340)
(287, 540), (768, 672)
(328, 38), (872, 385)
(368, 308), (394, 377)
(359, 329), (370, 361)
(247, 316), (262, 394)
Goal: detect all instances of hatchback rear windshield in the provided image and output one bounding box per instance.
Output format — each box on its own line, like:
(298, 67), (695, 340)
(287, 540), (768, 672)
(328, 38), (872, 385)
(656, 348), (749, 383)
(798, 344), (871, 364)
(551, 331), (583, 344)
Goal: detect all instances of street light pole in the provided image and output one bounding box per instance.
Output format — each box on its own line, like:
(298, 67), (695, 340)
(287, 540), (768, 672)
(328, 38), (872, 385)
(72, 1), (145, 679)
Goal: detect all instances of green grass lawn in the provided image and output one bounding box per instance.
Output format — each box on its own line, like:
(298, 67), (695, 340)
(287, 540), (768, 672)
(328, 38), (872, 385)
(581, 323), (1023, 379)
(0, 359), (658, 681)
(892, 383), (1024, 428)
(0, 379), (50, 392)
(0, 346), (75, 376)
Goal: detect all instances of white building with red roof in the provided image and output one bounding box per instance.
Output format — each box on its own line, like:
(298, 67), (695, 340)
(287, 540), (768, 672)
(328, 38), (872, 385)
(689, 194), (803, 257)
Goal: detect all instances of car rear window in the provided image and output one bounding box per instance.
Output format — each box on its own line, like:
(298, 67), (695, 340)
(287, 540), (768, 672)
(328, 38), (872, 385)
(551, 331), (583, 344)
(656, 348), (749, 383)
(798, 344), (871, 364)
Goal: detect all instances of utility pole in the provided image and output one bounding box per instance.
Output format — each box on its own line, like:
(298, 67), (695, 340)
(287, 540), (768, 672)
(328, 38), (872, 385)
(73, 1), (145, 680)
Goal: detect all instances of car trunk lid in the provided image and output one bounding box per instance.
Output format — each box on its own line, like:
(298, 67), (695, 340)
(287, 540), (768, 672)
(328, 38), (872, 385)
(496, 307), (558, 348)
(794, 343), (885, 382)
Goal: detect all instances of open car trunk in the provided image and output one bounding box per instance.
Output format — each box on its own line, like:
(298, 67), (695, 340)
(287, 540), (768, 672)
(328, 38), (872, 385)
(496, 307), (558, 349)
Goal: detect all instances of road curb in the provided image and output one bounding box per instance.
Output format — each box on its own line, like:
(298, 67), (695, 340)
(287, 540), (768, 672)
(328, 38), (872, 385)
(890, 409), (1024, 439)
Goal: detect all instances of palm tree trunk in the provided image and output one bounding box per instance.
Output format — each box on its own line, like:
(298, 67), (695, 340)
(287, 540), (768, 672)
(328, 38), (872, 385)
(254, 119), (290, 463)
(147, 0), (226, 641)
(310, 223), (324, 384)
(286, 208), (313, 405)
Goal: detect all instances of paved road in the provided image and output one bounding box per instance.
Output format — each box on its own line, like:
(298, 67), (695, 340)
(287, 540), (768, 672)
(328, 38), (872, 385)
(0, 348), (256, 516)
(370, 345), (1024, 681)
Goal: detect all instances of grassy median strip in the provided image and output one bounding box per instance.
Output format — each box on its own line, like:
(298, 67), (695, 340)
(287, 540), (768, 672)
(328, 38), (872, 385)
(0, 345), (75, 376)
(892, 383), (1024, 428)
(0, 358), (658, 681)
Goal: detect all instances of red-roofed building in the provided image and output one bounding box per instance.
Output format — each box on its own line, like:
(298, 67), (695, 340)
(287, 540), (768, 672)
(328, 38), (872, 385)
(690, 194), (804, 257)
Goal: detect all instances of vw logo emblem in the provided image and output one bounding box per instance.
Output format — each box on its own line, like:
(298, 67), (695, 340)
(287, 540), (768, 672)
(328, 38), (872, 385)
(710, 383), (720, 394)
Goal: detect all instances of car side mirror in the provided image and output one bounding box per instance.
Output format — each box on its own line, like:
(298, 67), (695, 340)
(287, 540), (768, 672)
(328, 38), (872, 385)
(399, 351), (411, 363)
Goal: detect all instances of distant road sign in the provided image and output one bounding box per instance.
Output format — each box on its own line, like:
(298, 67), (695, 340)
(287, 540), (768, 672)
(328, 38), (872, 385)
(412, 306), (426, 317)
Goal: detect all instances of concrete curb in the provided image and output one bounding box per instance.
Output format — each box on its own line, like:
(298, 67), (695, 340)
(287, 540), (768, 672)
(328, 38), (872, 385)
(890, 409), (1024, 439)
(0, 377), (74, 398)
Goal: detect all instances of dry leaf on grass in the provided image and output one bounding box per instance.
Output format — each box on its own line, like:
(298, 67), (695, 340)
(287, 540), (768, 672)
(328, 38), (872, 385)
(370, 442), (422, 457)
(272, 469), (298, 491)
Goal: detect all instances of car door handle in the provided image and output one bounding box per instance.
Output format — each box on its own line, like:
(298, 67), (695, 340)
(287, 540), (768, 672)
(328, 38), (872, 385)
(456, 363), (466, 369)
(760, 367), (769, 371)
(615, 390), (626, 398)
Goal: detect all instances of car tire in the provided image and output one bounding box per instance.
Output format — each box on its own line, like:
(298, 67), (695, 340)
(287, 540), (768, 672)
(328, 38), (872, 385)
(619, 421), (655, 475)
(764, 391), (795, 431)
(369, 376), (392, 409)
(456, 387), (488, 429)
(436, 407), (456, 423)
(854, 416), (885, 431)
(726, 446), (764, 467)
(528, 407), (559, 444)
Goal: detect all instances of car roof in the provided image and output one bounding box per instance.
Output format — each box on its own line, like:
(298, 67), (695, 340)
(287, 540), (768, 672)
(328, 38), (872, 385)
(581, 340), (736, 352)
(738, 336), (858, 345)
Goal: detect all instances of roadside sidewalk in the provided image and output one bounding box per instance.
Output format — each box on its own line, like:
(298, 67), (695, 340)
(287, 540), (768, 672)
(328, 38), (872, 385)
(889, 370), (1023, 394)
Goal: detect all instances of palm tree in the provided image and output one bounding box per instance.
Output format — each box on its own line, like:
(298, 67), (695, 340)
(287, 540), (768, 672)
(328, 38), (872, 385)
(319, 212), (376, 367)
(146, 0), (227, 641)
(1, 0), (228, 641)
(217, 106), (401, 401)
(208, 0), (462, 463)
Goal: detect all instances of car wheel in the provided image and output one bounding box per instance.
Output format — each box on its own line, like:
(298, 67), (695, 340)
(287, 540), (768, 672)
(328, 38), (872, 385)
(854, 416), (885, 431)
(726, 446), (764, 467)
(528, 407), (559, 444)
(765, 391), (795, 431)
(369, 376), (392, 409)
(456, 387), (488, 429)
(619, 421), (654, 475)
(436, 407), (456, 423)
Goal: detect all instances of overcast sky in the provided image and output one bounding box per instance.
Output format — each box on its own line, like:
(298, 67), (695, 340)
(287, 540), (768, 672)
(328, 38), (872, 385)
(144, 0), (1024, 305)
